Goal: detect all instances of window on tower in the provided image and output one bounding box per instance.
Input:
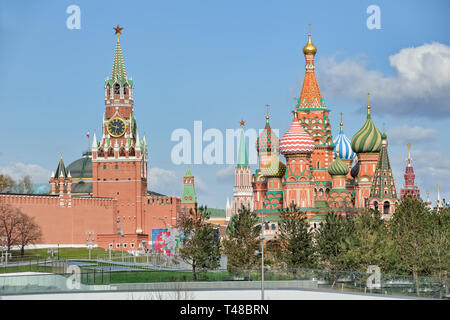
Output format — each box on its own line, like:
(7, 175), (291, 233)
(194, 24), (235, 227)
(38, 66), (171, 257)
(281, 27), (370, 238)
(114, 83), (120, 95)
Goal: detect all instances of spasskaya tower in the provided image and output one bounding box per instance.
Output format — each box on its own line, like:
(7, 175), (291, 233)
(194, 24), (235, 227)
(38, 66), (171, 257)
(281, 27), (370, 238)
(92, 25), (148, 235)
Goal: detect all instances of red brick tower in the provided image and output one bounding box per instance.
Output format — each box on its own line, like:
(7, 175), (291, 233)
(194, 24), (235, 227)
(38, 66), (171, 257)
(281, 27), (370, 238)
(400, 143), (421, 200)
(181, 167), (197, 214)
(92, 26), (148, 237)
(233, 121), (253, 214)
(295, 28), (334, 199)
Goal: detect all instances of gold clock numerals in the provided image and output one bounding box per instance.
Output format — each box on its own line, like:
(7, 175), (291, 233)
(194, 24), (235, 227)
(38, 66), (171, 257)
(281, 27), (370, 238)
(107, 117), (127, 137)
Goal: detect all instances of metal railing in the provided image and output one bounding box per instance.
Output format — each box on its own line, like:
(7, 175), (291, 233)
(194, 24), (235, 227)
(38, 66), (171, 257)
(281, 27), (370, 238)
(0, 259), (448, 299)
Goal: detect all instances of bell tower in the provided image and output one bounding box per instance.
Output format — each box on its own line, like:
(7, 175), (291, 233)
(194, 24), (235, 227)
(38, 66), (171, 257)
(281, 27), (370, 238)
(92, 25), (148, 235)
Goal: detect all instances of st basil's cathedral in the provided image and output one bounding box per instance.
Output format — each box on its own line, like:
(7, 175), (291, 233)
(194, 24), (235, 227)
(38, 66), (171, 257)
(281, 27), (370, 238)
(229, 30), (439, 236)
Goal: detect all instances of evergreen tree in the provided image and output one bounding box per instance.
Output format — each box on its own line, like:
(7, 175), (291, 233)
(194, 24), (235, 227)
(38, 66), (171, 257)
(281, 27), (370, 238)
(222, 205), (260, 277)
(178, 205), (221, 280)
(315, 212), (353, 286)
(390, 197), (430, 295)
(276, 203), (316, 274)
(340, 209), (395, 273)
(425, 205), (450, 296)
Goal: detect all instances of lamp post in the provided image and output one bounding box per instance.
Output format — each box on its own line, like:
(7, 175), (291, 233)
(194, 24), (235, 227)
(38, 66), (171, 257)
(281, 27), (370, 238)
(260, 212), (264, 301)
(86, 231), (95, 260)
(117, 217), (124, 262)
(0, 236), (7, 266)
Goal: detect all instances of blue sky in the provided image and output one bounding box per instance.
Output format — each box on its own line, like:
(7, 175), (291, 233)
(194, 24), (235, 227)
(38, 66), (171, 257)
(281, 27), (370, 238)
(1, 0), (450, 208)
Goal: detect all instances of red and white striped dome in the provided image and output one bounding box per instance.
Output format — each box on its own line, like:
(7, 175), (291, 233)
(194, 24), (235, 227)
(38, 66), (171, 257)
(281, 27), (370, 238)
(280, 119), (315, 155)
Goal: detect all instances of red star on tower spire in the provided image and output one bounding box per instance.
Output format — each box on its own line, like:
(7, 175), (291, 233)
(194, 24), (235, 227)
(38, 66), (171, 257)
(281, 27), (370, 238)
(113, 24), (123, 36)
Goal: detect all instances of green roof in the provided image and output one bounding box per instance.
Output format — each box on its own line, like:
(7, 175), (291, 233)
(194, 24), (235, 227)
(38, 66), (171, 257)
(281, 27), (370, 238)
(181, 184), (196, 204)
(236, 126), (249, 167)
(184, 166), (193, 177)
(206, 208), (226, 218)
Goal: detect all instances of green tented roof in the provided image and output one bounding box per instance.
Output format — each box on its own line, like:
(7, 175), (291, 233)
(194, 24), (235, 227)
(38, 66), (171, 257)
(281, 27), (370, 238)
(181, 184), (196, 203)
(236, 126), (249, 167)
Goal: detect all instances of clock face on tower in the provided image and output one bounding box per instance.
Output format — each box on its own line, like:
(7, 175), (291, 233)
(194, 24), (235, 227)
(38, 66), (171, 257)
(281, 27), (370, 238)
(107, 117), (127, 137)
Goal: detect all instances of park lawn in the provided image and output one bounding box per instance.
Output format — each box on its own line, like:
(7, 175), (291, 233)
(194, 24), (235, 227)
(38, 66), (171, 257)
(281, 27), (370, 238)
(79, 270), (233, 284)
(0, 264), (54, 274)
(10, 247), (127, 260)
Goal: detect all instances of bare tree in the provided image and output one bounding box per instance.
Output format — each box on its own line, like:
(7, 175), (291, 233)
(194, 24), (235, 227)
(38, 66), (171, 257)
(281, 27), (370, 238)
(0, 174), (14, 193)
(16, 211), (43, 256)
(0, 202), (22, 252)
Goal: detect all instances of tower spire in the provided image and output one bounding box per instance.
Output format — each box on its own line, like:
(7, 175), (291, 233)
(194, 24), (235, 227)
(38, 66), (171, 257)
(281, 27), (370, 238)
(237, 120), (249, 167)
(111, 25), (127, 84)
(340, 112), (343, 132)
(407, 143), (412, 167)
(298, 25), (324, 110)
(367, 92), (371, 115)
(265, 104), (270, 124)
(400, 142), (420, 200)
(437, 184), (441, 208)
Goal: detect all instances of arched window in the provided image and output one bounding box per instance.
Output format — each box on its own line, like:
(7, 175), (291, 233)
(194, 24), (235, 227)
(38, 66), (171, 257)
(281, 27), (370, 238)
(123, 85), (128, 95)
(319, 189), (323, 197)
(374, 201), (379, 211)
(114, 83), (120, 95)
(383, 201), (390, 215)
(316, 160), (320, 168)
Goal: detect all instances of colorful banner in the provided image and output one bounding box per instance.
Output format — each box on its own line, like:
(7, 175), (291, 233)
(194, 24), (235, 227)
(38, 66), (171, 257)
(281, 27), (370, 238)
(152, 228), (184, 256)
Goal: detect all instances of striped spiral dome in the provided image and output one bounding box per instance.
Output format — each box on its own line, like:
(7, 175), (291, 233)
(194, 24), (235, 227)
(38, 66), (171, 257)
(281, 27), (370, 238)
(256, 122), (279, 154)
(351, 111), (382, 153)
(333, 129), (355, 161)
(280, 119), (315, 155)
(328, 154), (349, 176)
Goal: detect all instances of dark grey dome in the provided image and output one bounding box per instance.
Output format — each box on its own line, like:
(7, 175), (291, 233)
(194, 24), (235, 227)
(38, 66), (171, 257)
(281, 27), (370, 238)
(67, 152), (93, 195)
(67, 152), (92, 179)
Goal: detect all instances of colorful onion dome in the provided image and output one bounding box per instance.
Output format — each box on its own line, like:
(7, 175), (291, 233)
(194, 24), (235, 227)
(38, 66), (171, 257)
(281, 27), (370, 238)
(333, 114), (355, 161)
(351, 94), (382, 153)
(261, 156), (286, 178)
(280, 116), (315, 155)
(256, 107), (279, 154)
(350, 160), (360, 178)
(328, 152), (349, 176)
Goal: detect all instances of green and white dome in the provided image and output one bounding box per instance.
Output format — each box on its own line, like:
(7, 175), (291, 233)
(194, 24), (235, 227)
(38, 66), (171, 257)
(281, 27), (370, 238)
(351, 102), (382, 153)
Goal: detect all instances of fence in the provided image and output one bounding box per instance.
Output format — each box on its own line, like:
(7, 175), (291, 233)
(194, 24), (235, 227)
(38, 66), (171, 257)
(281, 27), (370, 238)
(0, 257), (448, 299)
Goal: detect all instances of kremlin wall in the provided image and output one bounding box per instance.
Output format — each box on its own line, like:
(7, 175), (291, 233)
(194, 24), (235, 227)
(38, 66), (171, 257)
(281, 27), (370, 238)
(0, 27), (442, 251)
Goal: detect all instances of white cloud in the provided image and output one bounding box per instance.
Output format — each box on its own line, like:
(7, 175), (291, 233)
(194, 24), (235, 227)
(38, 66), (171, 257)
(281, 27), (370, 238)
(215, 165), (235, 183)
(387, 125), (437, 145)
(0, 162), (51, 184)
(148, 167), (211, 197)
(148, 167), (179, 196)
(317, 42), (450, 118)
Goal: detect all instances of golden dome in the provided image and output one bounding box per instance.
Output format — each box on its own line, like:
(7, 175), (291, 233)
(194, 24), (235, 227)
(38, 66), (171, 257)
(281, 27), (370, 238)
(302, 32), (317, 56)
